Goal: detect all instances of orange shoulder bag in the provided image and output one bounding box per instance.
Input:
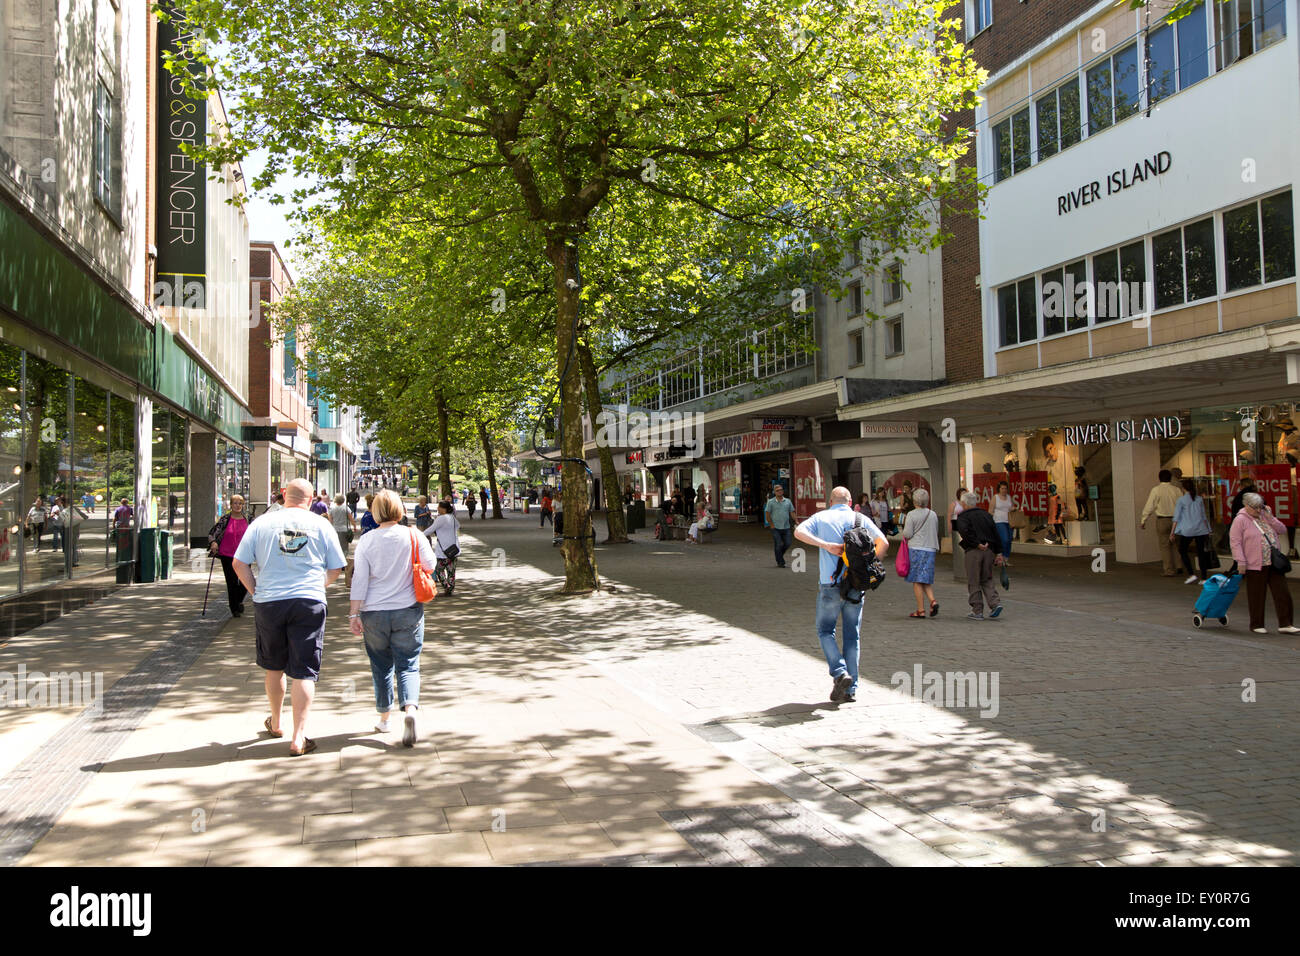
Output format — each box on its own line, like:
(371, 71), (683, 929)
(410, 530), (436, 603)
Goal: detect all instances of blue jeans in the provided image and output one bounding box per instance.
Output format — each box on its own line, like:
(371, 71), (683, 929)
(770, 527), (793, 566)
(360, 604), (425, 713)
(816, 584), (862, 696)
(996, 522), (1012, 559)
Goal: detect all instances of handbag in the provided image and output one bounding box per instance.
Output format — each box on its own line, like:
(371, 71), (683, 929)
(1270, 543), (1292, 574)
(1008, 508), (1028, 530)
(410, 530), (436, 603)
(895, 536), (910, 577)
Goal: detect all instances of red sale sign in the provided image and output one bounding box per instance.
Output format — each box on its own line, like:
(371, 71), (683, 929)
(1218, 465), (1295, 527)
(972, 471), (1050, 517)
(792, 453), (824, 521)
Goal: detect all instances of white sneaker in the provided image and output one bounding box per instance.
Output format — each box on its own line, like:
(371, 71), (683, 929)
(1279, 626), (1300, 634)
(1184, 575), (1199, 584)
(1252, 628), (1268, 634)
(375, 718), (391, 733)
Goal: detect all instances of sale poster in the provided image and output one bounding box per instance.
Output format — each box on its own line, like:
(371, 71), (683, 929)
(1217, 465), (1295, 527)
(792, 453), (824, 521)
(972, 471), (1051, 517)
(719, 459), (742, 515)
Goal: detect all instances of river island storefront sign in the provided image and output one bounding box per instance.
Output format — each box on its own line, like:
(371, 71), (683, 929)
(1062, 416), (1183, 445)
(1057, 151), (1171, 216)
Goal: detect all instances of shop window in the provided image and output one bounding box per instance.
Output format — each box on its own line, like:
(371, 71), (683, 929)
(1119, 240), (1147, 318)
(998, 277), (1039, 347)
(108, 394), (135, 573)
(1040, 259), (1089, 334)
(992, 108), (1030, 183)
(1034, 79), (1081, 162)
(885, 317), (904, 357)
(1184, 218), (1217, 301)
(849, 328), (864, 367)
(1086, 43), (1139, 136)
(73, 378), (110, 576)
(23, 355), (70, 588)
(1224, 190), (1297, 291)
(0, 342), (21, 598)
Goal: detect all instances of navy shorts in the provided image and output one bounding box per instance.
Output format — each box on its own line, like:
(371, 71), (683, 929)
(254, 598), (327, 681)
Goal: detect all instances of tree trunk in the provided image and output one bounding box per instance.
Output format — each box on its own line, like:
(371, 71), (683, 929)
(436, 391), (453, 499)
(578, 338), (629, 543)
(477, 419), (503, 519)
(548, 237), (598, 592)
(418, 446), (431, 499)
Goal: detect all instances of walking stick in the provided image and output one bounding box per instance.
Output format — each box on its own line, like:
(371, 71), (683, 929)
(201, 552), (216, 617)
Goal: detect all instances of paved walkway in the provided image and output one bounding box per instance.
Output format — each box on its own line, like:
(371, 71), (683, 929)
(3, 509), (1297, 865)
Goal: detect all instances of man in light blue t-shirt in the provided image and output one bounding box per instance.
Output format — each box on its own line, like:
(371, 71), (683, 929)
(233, 478), (347, 756)
(763, 484), (797, 568)
(794, 487), (889, 703)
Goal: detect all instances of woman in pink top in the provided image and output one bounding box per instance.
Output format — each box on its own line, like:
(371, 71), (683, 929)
(209, 495), (251, 617)
(1229, 491), (1297, 634)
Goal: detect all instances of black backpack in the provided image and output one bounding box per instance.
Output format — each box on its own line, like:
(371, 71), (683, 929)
(832, 512), (887, 603)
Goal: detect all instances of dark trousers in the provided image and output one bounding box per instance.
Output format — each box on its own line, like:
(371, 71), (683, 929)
(540, 508), (552, 527)
(770, 527), (792, 566)
(219, 555), (248, 614)
(1244, 568), (1293, 630)
(1176, 534), (1211, 579)
(964, 547), (1000, 614)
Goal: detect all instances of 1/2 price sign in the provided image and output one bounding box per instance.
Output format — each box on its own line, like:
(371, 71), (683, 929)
(1218, 465), (1295, 527)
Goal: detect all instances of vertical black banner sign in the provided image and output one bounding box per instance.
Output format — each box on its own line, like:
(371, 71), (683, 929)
(155, 3), (207, 308)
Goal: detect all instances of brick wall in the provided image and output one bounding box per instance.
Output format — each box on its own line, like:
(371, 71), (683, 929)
(940, 0), (1107, 384)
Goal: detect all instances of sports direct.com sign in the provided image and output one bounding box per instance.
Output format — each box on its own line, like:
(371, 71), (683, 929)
(712, 430), (784, 457)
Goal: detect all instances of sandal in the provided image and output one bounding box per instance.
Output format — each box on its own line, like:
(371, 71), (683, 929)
(288, 737), (317, 757)
(930, 601), (940, 617)
(908, 610), (926, 619)
(264, 716), (283, 738)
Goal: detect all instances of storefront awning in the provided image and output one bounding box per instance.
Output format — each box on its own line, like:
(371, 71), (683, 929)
(837, 319), (1300, 435)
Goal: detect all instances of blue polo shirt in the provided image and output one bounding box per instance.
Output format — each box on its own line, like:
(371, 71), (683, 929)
(798, 503), (886, 584)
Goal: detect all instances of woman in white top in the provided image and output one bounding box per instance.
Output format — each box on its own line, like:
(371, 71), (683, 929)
(991, 480), (1014, 567)
(424, 500), (461, 593)
(903, 488), (941, 618)
(328, 493), (357, 558)
(26, 497), (48, 552)
(348, 490), (437, 747)
(688, 500), (713, 543)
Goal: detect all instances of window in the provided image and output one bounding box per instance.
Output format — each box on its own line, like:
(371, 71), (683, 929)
(968, 0), (992, 38)
(993, 107), (1030, 182)
(998, 278), (1039, 347)
(1040, 260), (1088, 335)
(93, 80), (119, 216)
(1119, 241), (1148, 318)
(1219, 0), (1288, 69)
(1035, 79), (1081, 161)
(885, 318), (904, 357)
(1086, 43), (1139, 135)
(1225, 191), (1297, 291)
(1148, 7), (1211, 107)
(847, 281), (863, 316)
(1153, 218), (1217, 308)
(849, 329), (864, 367)
(883, 261), (903, 304)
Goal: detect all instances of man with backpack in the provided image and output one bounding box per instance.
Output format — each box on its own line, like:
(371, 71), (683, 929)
(794, 486), (889, 703)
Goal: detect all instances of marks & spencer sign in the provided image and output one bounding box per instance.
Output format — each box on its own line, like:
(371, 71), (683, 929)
(1057, 151), (1171, 216)
(155, 3), (207, 302)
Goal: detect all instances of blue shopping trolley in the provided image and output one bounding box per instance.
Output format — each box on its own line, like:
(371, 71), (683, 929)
(1192, 571), (1242, 628)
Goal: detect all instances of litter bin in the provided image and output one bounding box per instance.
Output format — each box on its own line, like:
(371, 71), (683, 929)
(115, 528), (134, 583)
(627, 500), (645, 532)
(158, 530), (174, 579)
(137, 528), (160, 583)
